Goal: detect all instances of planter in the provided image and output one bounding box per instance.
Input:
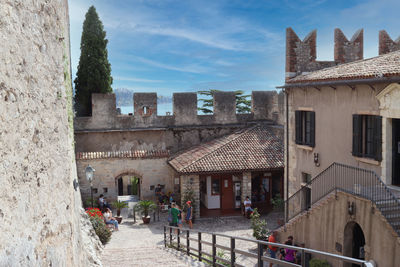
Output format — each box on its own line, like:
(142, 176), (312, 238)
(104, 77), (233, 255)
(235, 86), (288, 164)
(116, 216), (122, 224)
(142, 216), (151, 224)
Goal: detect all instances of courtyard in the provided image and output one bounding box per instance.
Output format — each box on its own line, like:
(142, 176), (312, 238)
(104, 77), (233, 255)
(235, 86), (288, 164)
(101, 211), (284, 266)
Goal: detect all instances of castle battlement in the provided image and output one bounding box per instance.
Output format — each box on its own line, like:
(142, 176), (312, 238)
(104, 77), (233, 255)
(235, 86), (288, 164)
(74, 90), (284, 131)
(286, 28), (399, 80)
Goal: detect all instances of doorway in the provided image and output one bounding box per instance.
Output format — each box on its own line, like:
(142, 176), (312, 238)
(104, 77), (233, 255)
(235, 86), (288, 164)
(221, 175), (234, 210)
(392, 119), (400, 186)
(116, 175), (141, 199)
(344, 222), (366, 267)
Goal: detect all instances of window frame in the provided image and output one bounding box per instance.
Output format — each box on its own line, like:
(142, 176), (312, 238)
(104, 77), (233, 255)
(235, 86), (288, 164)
(352, 114), (382, 161)
(295, 110), (315, 147)
(211, 178), (220, 195)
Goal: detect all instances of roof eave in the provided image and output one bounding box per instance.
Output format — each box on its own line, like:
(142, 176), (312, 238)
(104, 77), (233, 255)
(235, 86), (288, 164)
(276, 76), (400, 89)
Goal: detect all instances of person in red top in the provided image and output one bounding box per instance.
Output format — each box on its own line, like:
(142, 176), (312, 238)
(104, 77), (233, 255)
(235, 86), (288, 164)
(267, 231), (278, 267)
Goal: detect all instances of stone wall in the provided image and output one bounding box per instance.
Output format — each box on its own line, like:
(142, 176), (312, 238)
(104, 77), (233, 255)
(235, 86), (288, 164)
(379, 30), (400, 55)
(278, 191), (400, 267)
(0, 1), (101, 266)
(76, 157), (175, 202)
(74, 90), (284, 131)
(286, 28), (363, 79)
(180, 175), (200, 218)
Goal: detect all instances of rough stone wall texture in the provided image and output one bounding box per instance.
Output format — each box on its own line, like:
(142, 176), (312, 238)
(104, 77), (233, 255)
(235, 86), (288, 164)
(278, 192), (400, 267)
(76, 158), (175, 202)
(180, 175), (200, 218)
(379, 30), (400, 55)
(0, 1), (101, 266)
(286, 27), (364, 79)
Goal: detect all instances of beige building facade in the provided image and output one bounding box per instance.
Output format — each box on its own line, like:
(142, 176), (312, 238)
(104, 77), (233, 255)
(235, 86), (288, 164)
(279, 27), (400, 266)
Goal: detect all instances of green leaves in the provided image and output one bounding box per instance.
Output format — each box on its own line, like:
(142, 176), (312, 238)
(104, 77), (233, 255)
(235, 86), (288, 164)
(134, 200), (157, 217)
(74, 5), (113, 116)
(197, 89), (251, 114)
(250, 208), (269, 240)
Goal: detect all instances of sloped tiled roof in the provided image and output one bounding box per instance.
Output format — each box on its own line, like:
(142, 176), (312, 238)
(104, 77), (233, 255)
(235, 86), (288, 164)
(76, 150), (169, 160)
(287, 50), (400, 84)
(168, 125), (283, 174)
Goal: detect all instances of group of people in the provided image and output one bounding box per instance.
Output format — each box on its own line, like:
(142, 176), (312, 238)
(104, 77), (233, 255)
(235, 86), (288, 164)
(168, 201), (193, 230)
(267, 232), (307, 266)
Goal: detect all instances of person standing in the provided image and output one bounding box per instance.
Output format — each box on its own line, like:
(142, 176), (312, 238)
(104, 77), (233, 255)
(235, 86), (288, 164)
(267, 231), (278, 267)
(155, 184), (162, 197)
(185, 201), (193, 229)
(170, 203), (180, 234)
(284, 237), (296, 263)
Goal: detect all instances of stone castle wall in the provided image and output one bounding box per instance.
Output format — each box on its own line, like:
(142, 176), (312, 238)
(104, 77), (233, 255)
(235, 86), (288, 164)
(0, 1), (101, 266)
(74, 90), (284, 131)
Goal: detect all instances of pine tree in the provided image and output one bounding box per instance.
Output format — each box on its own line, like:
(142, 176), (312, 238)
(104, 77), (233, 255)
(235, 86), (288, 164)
(198, 89), (251, 114)
(74, 6), (113, 116)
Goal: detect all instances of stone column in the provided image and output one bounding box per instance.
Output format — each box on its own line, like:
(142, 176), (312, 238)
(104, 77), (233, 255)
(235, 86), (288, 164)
(242, 172), (252, 202)
(180, 174), (200, 218)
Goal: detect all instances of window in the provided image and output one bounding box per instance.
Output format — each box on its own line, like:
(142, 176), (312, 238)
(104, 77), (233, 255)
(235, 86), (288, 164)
(211, 178), (220, 195)
(302, 172), (312, 184)
(92, 188), (98, 194)
(295, 111), (315, 147)
(103, 187), (108, 193)
(352, 115), (382, 161)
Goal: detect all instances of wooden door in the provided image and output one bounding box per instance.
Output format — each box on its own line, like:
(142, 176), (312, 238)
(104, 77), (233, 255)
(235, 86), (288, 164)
(221, 175), (234, 210)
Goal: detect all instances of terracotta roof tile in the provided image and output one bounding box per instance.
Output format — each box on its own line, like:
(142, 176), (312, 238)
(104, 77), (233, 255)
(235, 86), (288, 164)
(287, 50), (400, 84)
(168, 125), (283, 174)
(76, 150), (170, 160)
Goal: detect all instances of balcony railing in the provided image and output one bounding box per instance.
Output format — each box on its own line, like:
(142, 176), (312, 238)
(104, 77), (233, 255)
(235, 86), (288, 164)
(164, 225), (374, 267)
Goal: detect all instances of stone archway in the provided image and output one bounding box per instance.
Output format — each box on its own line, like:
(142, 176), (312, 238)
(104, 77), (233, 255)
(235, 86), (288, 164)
(114, 171), (143, 201)
(343, 221), (366, 267)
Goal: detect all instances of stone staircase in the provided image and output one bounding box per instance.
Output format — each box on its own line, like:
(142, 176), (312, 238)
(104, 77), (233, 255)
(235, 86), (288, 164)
(102, 246), (207, 267)
(285, 162), (400, 236)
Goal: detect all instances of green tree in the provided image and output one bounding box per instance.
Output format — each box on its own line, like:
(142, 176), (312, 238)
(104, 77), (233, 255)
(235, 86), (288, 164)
(74, 5), (113, 116)
(197, 89), (251, 114)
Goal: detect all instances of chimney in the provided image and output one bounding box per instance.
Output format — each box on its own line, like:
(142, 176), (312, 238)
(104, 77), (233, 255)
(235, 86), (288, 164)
(334, 28), (363, 64)
(379, 30), (400, 55)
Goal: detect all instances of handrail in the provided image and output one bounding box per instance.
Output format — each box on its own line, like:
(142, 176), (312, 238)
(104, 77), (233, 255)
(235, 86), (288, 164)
(164, 225), (373, 267)
(285, 162), (400, 235)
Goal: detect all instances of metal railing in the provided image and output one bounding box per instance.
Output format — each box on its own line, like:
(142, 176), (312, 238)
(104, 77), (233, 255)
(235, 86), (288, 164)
(164, 225), (374, 267)
(286, 162), (400, 234)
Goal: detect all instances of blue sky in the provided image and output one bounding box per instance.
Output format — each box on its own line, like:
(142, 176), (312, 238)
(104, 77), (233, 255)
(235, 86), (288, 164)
(68, 0), (400, 97)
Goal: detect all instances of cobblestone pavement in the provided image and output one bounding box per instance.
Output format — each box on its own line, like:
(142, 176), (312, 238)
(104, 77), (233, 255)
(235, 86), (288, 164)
(101, 211), (284, 267)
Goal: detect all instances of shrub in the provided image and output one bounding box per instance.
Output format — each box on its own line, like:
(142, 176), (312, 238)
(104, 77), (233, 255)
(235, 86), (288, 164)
(86, 207), (111, 245)
(250, 208), (269, 240)
(271, 194), (284, 211)
(309, 258), (331, 267)
(89, 216), (112, 245)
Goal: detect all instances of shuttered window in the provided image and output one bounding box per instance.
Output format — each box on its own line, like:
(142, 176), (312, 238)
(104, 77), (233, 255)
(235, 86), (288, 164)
(352, 114), (382, 161)
(295, 110), (315, 147)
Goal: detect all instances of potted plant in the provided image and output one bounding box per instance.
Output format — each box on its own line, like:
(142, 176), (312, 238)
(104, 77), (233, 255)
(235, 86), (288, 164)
(112, 200), (129, 224)
(134, 200), (157, 224)
(271, 194), (285, 226)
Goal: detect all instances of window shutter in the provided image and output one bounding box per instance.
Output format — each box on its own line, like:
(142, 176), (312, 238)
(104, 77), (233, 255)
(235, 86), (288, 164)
(295, 111), (302, 144)
(373, 116), (382, 161)
(352, 115), (362, 156)
(309, 111), (316, 147)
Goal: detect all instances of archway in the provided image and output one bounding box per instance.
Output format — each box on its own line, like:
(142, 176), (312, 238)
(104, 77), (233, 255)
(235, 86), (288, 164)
(343, 222), (366, 267)
(115, 172), (142, 201)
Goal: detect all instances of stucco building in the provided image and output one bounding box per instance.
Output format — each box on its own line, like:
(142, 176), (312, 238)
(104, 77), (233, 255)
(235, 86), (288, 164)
(278, 28), (400, 266)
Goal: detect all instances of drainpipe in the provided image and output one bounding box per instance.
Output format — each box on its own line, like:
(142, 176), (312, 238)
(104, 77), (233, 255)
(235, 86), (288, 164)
(284, 88), (289, 223)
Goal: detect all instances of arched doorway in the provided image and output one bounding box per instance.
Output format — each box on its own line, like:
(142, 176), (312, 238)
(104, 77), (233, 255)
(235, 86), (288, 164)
(115, 174), (141, 201)
(343, 222), (366, 267)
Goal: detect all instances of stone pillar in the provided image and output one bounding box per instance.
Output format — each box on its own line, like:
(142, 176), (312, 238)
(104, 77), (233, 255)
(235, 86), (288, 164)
(242, 172), (252, 202)
(180, 174), (200, 218)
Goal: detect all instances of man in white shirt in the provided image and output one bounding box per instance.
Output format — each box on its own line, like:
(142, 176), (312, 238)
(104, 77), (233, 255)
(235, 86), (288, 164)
(244, 196), (253, 215)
